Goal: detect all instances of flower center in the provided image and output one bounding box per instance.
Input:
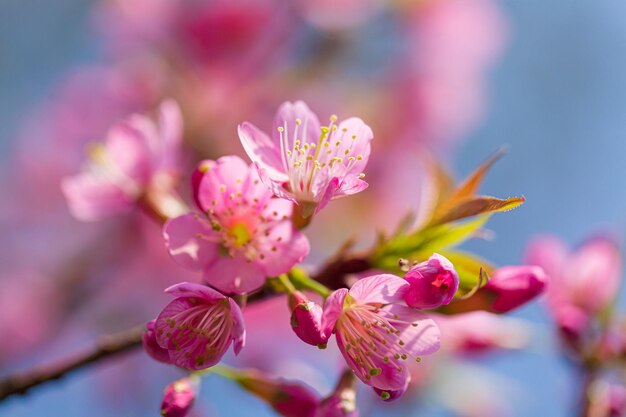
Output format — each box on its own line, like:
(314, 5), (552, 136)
(276, 115), (365, 202)
(228, 223), (251, 248)
(336, 303), (421, 381)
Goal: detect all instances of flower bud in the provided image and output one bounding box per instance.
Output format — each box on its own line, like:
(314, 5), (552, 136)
(404, 254), (459, 309)
(483, 266), (548, 313)
(160, 376), (199, 417)
(142, 320), (171, 364)
(235, 370), (319, 417)
(316, 370), (359, 416)
(290, 293), (329, 348)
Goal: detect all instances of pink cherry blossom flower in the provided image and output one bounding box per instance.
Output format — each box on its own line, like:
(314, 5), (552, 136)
(160, 376), (199, 417)
(61, 100), (183, 221)
(238, 101), (373, 217)
(434, 311), (530, 354)
(164, 156), (309, 294)
(525, 235), (622, 318)
(404, 253), (459, 310)
(154, 282), (245, 370)
(322, 274), (440, 395)
(482, 265), (548, 313)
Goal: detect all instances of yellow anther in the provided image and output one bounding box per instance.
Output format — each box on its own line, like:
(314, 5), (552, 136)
(330, 114), (338, 122)
(295, 118), (302, 125)
(277, 127), (284, 132)
(358, 173), (366, 179)
(357, 155), (363, 160)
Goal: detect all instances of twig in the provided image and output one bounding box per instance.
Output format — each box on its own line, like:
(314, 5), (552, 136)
(0, 324), (145, 401)
(0, 245), (372, 402)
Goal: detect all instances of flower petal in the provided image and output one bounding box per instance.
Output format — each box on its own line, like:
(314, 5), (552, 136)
(163, 213), (219, 271)
(348, 274), (409, 305)
(272, 101), (321, 144)
(383, 305), (441, 356)
(203, 254), (266, 294)
(164, 282), (225, 302)
(228, 298), (246, 355)
(322, 288), (348, 333)
(238, 122), (288, 182)
(61, 173), (135, 221)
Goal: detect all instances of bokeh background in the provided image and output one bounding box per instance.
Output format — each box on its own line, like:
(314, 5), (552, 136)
(2, 0), (626, 416)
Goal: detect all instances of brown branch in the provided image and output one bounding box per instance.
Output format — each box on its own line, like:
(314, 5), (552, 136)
(0, 245), (373, 402)
(0, 324), (145, 401)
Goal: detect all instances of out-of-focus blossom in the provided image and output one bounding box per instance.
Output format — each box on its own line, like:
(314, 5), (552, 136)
(399, 0), (507, 145)
(434, 311), (530, 354)
(322, 274), (440, 397)
(525, 235), (622, 321)
(296, 0), (380, 31)
(154, 282), (245, 370)
(160, 376), (199, 417)
(142, 319), (171, 364)
(482, 265), (548, 313)
(588, 380), (626, 417)
(232, 369), (319, 417)
(229, 367), (358, 417)
(0, 270), (61, 363)
(404, 253), (459, 310)
(239, 101), (373, 218)
(61, 100), (183, 221)
(290, 292), (329, 348)
(164, 156), (309, 294)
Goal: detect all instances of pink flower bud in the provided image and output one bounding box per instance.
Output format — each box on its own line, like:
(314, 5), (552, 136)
(290, 292), (329, 348)
(316, 370), (359, 416)
(160, 376), (199, 417)
(142, 320), (171, 364)
(235, 370), (318, 417)
(404, 254), (459, 309)
(483, 265), (548, 313)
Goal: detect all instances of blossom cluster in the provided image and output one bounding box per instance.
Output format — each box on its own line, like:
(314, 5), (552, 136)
(59, 98), (549, 417)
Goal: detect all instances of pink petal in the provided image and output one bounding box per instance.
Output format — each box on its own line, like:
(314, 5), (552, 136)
(524, 235), (568, 281)
(313, 175), (340, 213)
(334, 117), (372, 176)
(61, 173), (135, 221)
(257, 207), (310, 277)
(272, 101), (321, 144)
(195, 156), (253, 212)
(383, 305), (441, 356)
(228, 298), (246, 355)
(322, 288), (348, 333)
(254, 163), (295, 202)
(238, 122), (288, 182)
(203, 254), (267, 294)
(163, 213), (219, 271)
(336, 176), (369, 197)
(164, 282), (225, 302)
(158, 99), (183, 172)
(348, 274), (409, 305)
(106, 120), (153, 183)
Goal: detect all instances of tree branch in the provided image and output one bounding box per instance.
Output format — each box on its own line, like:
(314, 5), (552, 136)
(0, 246), (374, 402)
(0, 324), (145, 401)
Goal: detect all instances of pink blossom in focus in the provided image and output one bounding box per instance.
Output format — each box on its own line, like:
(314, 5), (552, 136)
(525, 235), (622, 317)
(482, 265), (548, 313)
(404, 253), (459, 310)
(161, 376), (199, 417)
(290, 292), (330, 348)
(142, 320), (171, 364)
(164, 156), (309, 294)
(154, 282), (245, 370)
(61, 100), (183, 221)
(322, 274), (440, 396)
(434, 312), (530, 354)
(239, 101), (373, 217)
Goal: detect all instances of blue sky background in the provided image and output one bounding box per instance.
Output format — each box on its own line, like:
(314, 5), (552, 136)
(2, 0), (626, 416)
